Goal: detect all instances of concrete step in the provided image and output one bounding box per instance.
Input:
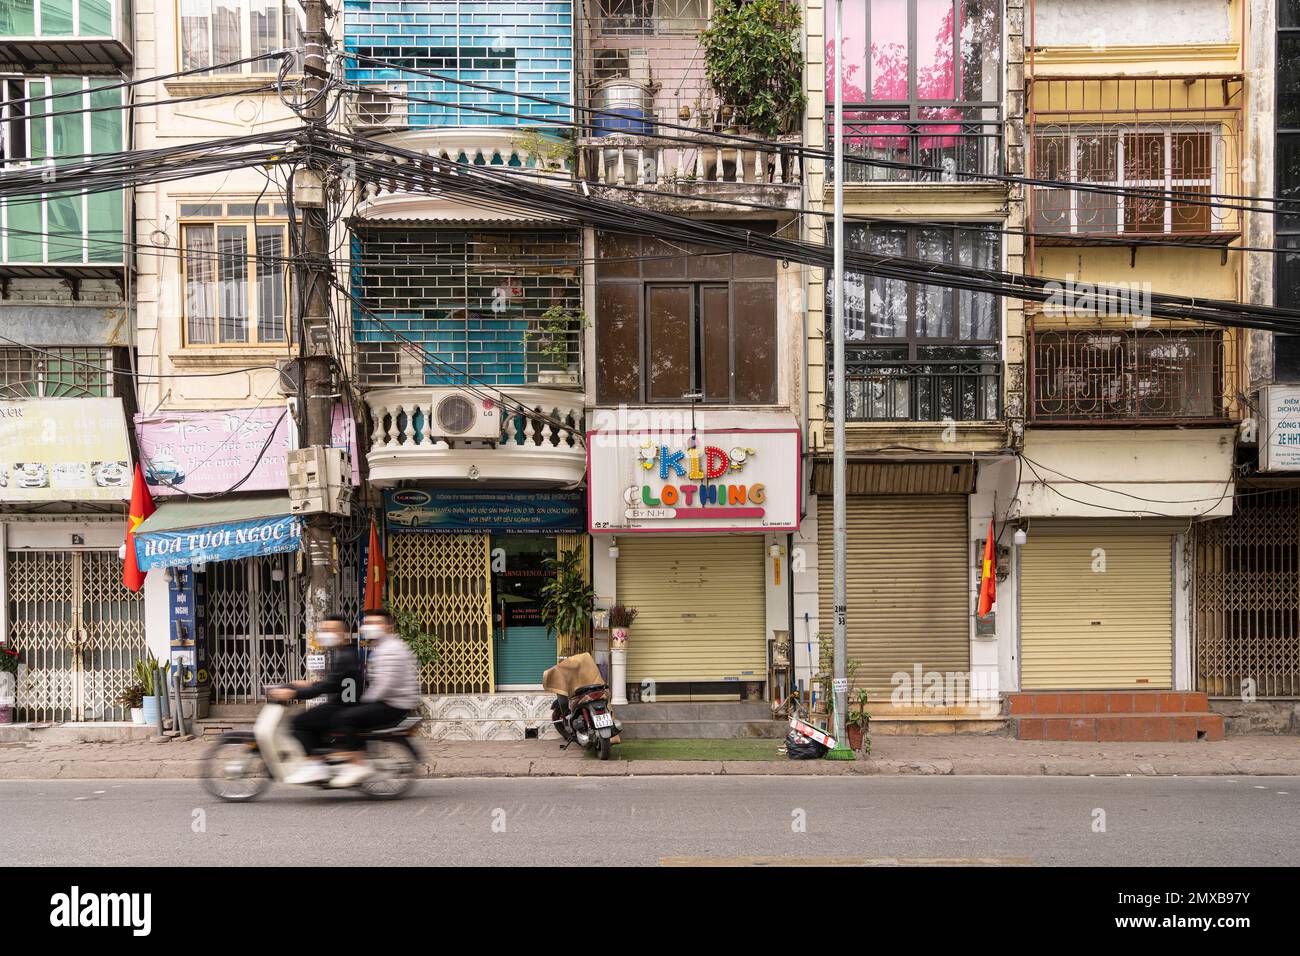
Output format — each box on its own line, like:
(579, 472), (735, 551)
(1, 722), (158, 742)
(1013, 712), (1225, 742)
(206, 703), (264, 719)
(1006, 691), (1210, 716)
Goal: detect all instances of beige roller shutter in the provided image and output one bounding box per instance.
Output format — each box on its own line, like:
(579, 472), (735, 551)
(618, 535), (767, 684)
(818, 496), (970, 698)
(1020, 522), (1174, 689)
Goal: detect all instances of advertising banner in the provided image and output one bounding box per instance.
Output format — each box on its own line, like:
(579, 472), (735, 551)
(135, 513), (302, 571)
(587, 428), (801, 532)
(383, 489), (585, 534)
(0, 397), (132, 502)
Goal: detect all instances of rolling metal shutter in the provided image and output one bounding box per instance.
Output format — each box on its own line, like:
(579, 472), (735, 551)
(817, 496), (970, 698)
(618, 535), (767, 684)
(1020, 522), (1175, 689)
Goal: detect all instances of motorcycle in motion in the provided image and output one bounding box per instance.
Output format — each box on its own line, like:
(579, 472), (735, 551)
(201, 687), (424, 801)
(544, 653), (622, 760)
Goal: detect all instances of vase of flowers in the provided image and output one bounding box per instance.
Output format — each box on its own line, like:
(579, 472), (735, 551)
(0, 646), (20, 724)
(607, 605), (638, 705)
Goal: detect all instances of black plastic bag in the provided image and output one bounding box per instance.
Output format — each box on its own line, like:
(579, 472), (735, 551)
(785, 728), (828, 760)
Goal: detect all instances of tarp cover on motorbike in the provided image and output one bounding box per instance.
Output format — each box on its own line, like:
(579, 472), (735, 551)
(542, 653), (605, 697)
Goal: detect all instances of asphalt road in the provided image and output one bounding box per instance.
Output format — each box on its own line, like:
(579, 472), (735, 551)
(3, 776), (1298, 866)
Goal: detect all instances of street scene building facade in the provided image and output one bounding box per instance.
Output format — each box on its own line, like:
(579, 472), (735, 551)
(1, 0), (1298, 743)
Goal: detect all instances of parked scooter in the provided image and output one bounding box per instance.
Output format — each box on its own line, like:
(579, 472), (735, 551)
(201, 687), (423, 801)
(544, 653), (622, 760)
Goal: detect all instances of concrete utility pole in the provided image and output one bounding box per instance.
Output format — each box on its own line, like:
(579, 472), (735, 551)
(826, 0), (854, 760)
(295, 0), (338, 637)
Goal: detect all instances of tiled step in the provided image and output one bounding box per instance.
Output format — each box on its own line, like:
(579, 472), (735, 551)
(1006, 692), (1210, 716)
(1013, 713), (1225, 742)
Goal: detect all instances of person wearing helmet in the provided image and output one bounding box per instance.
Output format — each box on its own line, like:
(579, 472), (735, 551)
(269, 615), (362, 785)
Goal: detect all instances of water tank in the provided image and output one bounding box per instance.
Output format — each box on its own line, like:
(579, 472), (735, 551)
(592, 79), (654, 137)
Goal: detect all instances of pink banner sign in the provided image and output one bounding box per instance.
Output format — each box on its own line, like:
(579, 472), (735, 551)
(135, 406), (359, 497)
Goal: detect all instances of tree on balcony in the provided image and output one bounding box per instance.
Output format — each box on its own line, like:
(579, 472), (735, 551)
(701, 0), (805, 136)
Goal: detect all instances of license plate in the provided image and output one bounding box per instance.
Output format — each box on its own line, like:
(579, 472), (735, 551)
(591, 712), (613, 729)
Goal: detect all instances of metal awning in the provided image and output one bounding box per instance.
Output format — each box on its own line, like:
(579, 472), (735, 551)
(133, 495), (300, 571)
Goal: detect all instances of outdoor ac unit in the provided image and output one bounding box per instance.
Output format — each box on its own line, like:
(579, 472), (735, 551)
(350, 84), (409, 131)
(427, 389), (502, 441)
(288, 446), (353, 516)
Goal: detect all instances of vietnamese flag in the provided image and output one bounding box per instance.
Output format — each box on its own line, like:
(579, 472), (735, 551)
(123, 463), (155, 593)
(977, 518), (996, 618)
(363, 516), (386, 610)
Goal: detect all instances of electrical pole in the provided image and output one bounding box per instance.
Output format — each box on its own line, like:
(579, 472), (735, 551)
(826, 0), (854, 760)
(294, 0), (338, 640)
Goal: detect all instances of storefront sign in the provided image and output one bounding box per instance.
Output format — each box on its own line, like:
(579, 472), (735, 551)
(587, 428), (800, 532)
(136, 513), (302, 571)
(0, 398), (132, 502)
(135, 405), (359, 496)
(169, 568), (208, 687)
(384, 489), (585, 534)
(1261, 385), (1300, 472)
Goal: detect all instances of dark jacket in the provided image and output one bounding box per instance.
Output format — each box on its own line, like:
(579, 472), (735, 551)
(293, 645), (363, 705)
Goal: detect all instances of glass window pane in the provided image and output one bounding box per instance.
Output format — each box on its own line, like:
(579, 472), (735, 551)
(828, 0), (868, 104)
(916, 0), (956, 100)
(734, 281), (777, 403)
(255, 226), (286, 342)
(1284, 0), (1300, 28)
(0, 0), (36, 35)
(596, 283), (641, 403)
(958, 228), (997, 341)
(869, 0), (908, 100)
(959, 0), (999, 102)
(700, 285), (730, 401)
(914, 227), (954, 337)
(646, 285), (692, 401)
(1278, 236), (1300, 311)
(181, 0), (212, 71)
(1278, 134), (1300, 231)
(213, 0), (243, 73)
(185, 225), (217, 345)
(216, 225), (249, 343)
(79, 0), (113, 36)
(42, 0), (75, 35)
(250, 0), (280, 70)
(1281, 36), (1300, 127)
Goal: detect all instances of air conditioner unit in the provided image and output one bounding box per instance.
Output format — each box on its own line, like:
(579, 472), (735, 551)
(350, 84), (409, 131)
(427, 389), (502, 441)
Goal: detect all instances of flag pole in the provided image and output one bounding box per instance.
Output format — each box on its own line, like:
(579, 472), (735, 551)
(826, 0), (855, 760)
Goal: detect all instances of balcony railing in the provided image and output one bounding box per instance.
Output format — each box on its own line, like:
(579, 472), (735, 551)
(827, 112), (1003, 184)
(829, 358), (1002, 423)
(1028, 322), (1235, 424)
(364, 387), (586, 487)
(1028, 75), (1243, 240)
(578, 133), (802, 193)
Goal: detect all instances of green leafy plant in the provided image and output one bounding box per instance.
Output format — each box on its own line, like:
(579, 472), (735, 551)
(134, 656), (164, 697)
(527, 306), (586, 364)
(0, 647), (19, 675)
(701, 0), (806, 137)
(541, 548), (594, 657)
(115, 681), (146, 709)
(515, 128), (575, 169)
(387, 605), (440, 667)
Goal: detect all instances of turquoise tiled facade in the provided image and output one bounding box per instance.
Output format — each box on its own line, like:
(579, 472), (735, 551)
(343, 0), (573, 128)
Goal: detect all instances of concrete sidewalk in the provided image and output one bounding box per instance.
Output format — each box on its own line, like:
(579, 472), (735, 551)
(0, 729), (1297, 779)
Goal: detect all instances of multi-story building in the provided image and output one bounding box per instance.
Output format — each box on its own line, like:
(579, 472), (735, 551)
(0, 0), (144, 721)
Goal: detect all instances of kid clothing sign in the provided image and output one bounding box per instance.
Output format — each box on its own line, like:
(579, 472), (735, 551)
(587, 428), (800, 533)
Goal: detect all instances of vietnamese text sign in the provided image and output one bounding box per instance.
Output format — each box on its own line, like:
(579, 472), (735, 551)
(135, 405), (359, 496)
(587, 428), (800, 532)
(384, 489), (585, 534)
(0, 398), (132, 502)
(1262, 386), (1300, 472)
(135, 513), (302, 571)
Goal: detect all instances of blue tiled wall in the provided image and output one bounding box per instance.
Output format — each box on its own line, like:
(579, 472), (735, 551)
(344, 0), (574, 128)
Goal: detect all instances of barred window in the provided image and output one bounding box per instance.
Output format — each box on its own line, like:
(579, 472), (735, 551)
(0, 347), (113, 398)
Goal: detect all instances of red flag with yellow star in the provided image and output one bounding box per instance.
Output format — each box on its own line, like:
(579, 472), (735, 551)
(123, 463), (155, 592)
(977, 518), (996, 618)
(363, 516), (386, 611)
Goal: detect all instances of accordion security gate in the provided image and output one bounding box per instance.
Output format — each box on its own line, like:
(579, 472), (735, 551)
(7, 549), (147, 722)
(207, 554), (302, 705)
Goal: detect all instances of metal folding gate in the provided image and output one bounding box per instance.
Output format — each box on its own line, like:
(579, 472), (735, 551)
(8, 550), (147, 722)
(207, 554), (301, 704)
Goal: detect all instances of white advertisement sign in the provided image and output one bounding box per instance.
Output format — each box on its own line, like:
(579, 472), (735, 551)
(587, 428), (800, 533)
(1261, 386), (1300, 473)
(0, 397), (133, 502)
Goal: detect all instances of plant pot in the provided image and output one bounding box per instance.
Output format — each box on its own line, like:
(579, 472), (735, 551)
(130, 707), (145, 725)
(610, 644), (629, 706)
(846, 723), (864, 751)
(0, 704), (13, 724)
(142, 695), (162, 727)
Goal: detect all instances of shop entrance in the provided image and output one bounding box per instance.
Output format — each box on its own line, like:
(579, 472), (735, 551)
(491, 535), (557, 689)
(207, 554), (301, 704)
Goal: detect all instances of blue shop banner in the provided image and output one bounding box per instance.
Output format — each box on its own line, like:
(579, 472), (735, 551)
(136, 513), (302, 571)
(384, 489), (584, 534)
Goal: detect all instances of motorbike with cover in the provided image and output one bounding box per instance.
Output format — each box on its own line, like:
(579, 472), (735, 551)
(544, 653), (622, 760)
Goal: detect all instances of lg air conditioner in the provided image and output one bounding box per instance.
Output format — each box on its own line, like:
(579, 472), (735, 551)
(427, 389), (503, 441)
(350, 84), (409, 131)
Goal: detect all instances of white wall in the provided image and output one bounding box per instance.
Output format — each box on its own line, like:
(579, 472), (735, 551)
(1033, 0), (1232, 46)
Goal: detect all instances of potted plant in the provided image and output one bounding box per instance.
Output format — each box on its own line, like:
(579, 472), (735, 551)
(541, 547), (594, 659)
(606, 604), (638, 706)
(0, 646), (20, 724)
(135, 656), (166, 727)
(846, 689), (872, 753)
(116, 681), (146, 724)
(701, 0), (806, 138)
(527, 306), (586, 385)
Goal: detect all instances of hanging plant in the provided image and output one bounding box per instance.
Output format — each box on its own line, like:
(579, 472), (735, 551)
(701, 0), (806, 138)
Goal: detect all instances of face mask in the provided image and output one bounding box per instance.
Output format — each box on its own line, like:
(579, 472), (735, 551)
(316, 628), (345, 648)
(360, 625), (386, 641)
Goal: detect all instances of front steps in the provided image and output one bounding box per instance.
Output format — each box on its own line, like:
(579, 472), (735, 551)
(866, 703), (1008, 736)
(1006, 692), (1225, 742)
(615, 701), (787, 739)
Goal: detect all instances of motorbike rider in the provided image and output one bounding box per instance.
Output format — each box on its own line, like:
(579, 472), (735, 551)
(268, 615), (362, 785)
(327, 609), (421, 788)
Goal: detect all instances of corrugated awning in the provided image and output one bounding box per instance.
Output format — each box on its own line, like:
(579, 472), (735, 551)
(133, 496), (300, 572)
(811, 461), (978, 496)
(135, 495), (293, 535)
